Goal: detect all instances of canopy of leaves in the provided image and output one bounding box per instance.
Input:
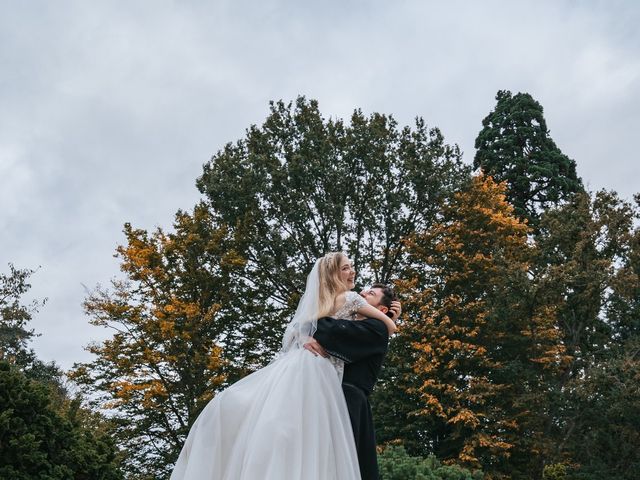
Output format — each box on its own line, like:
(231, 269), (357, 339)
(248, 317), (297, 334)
(197, 96), (470, 353)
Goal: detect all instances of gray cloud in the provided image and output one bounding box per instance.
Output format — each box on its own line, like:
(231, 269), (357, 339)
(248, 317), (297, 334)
(1, 0), (638, 370)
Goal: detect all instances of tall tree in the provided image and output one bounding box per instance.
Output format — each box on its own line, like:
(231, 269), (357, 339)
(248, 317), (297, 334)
(403, 174), (568, 479)
(0, 264), (44, 367)
(535, 191), (636, 379)
(70, 203), (247, 479)
(474, 90), (583, 227)
(0, 263), (63, 385)
(534, 190), (640, 477)
(0, 264), (122, 479)
(196, 97), (470, 353)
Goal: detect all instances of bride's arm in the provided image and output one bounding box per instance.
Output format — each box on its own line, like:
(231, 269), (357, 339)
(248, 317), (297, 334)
(356, 304), (398, 334)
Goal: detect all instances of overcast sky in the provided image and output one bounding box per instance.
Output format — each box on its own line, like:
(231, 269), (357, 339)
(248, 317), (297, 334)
(2, 0), (639, 371)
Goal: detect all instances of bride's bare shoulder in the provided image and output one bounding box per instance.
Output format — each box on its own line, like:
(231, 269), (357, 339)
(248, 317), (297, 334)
(332, 292), (347, 311)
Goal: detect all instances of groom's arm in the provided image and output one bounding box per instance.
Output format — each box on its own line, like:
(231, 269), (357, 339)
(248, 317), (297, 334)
(311, 317), (389, 364)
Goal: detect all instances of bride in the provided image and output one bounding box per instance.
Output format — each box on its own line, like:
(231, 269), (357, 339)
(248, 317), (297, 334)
(170, 252), (396, 480)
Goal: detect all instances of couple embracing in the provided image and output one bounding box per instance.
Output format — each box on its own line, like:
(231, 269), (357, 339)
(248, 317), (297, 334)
(170, 252), (401, 480)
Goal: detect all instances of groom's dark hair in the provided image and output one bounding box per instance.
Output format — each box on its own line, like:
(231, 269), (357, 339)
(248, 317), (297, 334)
(371, 283), (398, 318)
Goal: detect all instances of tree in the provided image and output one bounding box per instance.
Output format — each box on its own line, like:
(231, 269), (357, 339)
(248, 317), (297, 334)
(0, 263), (45, 368)
(535, 191), (637, 380)
(474, 90), (583, 227)
(371, 327), (435, 457)
(534, 191), (640, 478)
(563, 338), (640, 479)
(603, 193), (640, 344)
(196, 97), (470, 354)
(1, 264), (123, 478)
(70, 203), (250, 479)
(403, 174), (568, 479)
(0, 361), (122, 480)
(0, 264), (62, 385)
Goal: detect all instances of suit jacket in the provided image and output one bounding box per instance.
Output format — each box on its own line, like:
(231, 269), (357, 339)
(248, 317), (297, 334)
(313, 316), (389, 395)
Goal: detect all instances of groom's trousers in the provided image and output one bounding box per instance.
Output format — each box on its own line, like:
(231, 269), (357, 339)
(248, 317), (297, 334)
(343, 382), (379, 480)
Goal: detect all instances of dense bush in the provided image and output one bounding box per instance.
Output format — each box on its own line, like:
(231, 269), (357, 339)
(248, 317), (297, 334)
(378, 446), (483, 480)
(0, 361), (122, 480)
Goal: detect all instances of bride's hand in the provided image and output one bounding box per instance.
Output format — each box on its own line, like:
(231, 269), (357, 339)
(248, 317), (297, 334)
(303, 338), (329, 358)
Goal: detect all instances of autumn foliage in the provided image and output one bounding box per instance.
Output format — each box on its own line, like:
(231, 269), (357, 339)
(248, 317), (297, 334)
(402, 174), (569, 478)
(70, 203), (247, 478)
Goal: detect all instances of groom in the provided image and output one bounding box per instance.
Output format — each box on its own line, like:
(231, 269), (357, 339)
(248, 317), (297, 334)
(304, 284), (400, 480)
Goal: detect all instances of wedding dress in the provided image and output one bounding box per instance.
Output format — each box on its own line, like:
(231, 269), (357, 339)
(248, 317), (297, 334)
(170, 261), (365, 480)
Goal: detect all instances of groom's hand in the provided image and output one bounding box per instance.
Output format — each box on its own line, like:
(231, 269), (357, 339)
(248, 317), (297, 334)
(303, 338), (329, 358)
(389, 300), (402, 323)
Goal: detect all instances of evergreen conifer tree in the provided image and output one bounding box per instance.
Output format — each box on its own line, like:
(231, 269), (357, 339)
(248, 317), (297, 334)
(474, 90), (583, 228)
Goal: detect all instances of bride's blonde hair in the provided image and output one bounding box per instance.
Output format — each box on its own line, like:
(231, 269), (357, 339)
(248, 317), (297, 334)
(317, 252), (350, 318)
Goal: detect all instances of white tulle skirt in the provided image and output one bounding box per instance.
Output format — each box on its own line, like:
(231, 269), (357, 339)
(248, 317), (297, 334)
(170, 348), (361, 480)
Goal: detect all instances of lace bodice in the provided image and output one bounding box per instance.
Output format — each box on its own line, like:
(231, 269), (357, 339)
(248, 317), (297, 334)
(326, 291), (368, 380)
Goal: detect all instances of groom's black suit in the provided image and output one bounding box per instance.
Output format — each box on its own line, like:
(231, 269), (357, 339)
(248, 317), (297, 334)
(314, 316), (389, 480)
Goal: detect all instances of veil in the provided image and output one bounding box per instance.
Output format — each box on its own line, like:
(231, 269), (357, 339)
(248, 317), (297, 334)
(280, 258), (321, 352)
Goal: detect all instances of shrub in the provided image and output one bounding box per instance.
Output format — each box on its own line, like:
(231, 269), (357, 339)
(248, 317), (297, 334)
(378, 445), (483, 480)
